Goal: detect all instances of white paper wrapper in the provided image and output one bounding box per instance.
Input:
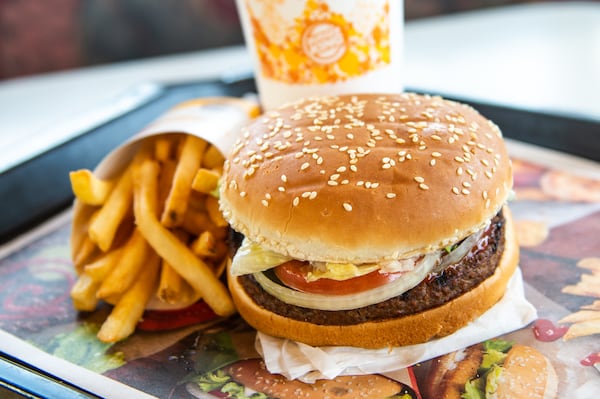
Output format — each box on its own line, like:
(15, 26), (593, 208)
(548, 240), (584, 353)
(256, 267), (537, 382)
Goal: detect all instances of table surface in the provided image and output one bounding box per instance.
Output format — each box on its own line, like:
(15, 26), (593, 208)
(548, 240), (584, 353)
(0, 2), (598, 173)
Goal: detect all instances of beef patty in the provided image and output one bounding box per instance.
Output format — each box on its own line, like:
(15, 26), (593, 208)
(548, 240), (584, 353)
(235, 211), (505, 326)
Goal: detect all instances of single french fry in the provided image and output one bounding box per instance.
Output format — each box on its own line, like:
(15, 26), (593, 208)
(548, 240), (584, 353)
(88, 168), (133, 252)
(158, 260), (196, 305)
(205, 196), (228, 227)
(202, 145), (225, 169)
(97, 251), (160, 343)
(158, 159), (177, 204)
(97, 229), (151, 300)
(577, 257), (600, 273)
(191, 168), (220, 194)
(562, 274), (600, 298)
(160, 135), (208, 227)
(154, 136), (174, 162)
(181, 207), (217, 236)
(73, 235), (98, 273)
(134, 160), (235, 317)
(563, 319), (600, 341)
(191, 231), (217, 258)
(70, 272), (101, 311)
(70, 169), (115, 205)
(83, 247), (123, 283)
(559, 310), (600, 324)
(582, 300), (600, 311)
(187, 191), (208, 212)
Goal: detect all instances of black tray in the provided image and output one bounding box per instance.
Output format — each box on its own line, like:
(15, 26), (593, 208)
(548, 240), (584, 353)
(0, 77), (598, 397)
(1, 77), (598, 245)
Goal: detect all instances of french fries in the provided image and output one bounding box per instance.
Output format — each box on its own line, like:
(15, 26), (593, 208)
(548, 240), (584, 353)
(69, 131), (239, 342)
(560, 257), (600, 340)
(133, 159), (235, 316)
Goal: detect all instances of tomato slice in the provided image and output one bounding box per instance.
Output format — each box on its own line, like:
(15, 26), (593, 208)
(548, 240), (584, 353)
(273, 260), (403, 295)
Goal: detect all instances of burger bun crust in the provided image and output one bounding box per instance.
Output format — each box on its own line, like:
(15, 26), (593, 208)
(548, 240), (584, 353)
(220, 93), (513, 263)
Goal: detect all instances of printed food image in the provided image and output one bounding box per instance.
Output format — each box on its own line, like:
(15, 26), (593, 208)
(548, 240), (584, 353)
(69, 133), (235, 343)
(559, 257), (600, 340)
(190, 358), (418, 399)
(424, 339), (558, 399)
(512, 158), (600, 203)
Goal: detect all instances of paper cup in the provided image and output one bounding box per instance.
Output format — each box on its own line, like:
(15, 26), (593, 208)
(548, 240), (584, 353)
(70, 97), (260, 310)
(236, 0), (404, 110)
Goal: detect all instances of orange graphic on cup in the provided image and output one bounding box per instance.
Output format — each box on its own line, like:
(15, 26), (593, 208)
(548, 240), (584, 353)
(245, 0), (391, 84)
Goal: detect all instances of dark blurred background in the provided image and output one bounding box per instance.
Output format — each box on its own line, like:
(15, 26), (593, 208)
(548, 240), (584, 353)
(0, 0), (582, 80)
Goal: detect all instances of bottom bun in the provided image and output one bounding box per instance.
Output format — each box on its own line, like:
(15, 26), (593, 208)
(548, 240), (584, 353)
(228, 206), (519, 349)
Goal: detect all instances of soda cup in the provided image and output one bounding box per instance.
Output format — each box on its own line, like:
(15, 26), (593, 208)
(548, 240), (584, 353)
(236, 0), (404, 110)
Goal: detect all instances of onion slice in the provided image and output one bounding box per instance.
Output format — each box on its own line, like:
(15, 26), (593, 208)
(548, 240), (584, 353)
(253, 253), (439, 311)
(432, 227), (486, 273)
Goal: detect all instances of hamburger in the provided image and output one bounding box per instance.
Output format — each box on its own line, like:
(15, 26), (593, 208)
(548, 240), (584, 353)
(219, 93), (519, 348)
(424, 339), (558, 399)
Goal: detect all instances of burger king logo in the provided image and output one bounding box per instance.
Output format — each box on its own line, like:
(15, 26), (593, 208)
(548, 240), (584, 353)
(301, 21), (347, 65)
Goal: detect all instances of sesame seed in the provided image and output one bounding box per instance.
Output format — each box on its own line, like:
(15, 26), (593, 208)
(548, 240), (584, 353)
(240, 191), (247, 197)
(336, 166), (347, 173)
(343, 202), (353, 211)
(483, 191), (488, 199)
(431, 135), (442, 141)
(328, 181), (339, 186)
(430, 159), (436, 166)
(281, 174), (288, 182)
(300, 162), (310, 170)
(462, 181), (471, 188)
(414, 176), (425, 183)
(386, 193), (397, 199)
(456, 167), (464, 176)
(452, 187), (460, 195)
(293, 197), (300, 206)
(278, 186), (285, 192)
(431, 151), (442, 158)
(309, 191), (317, 200)
(454, 156), (465, 163)
(261, 200), (269, 207)
(481, 159), (490, 166)
(485, 199), (491, 208)
(419, 183), (430, 190)
(485, 171), (493, 179)
(462, 188), (471, 195)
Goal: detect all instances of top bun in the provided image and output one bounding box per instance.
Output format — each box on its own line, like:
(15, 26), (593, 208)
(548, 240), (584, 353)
(220, 93), (512, 263)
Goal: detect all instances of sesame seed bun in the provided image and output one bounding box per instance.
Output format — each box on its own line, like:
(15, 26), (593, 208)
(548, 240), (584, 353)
(227, 205), (518, 348)
(220, 93), (513, 263)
